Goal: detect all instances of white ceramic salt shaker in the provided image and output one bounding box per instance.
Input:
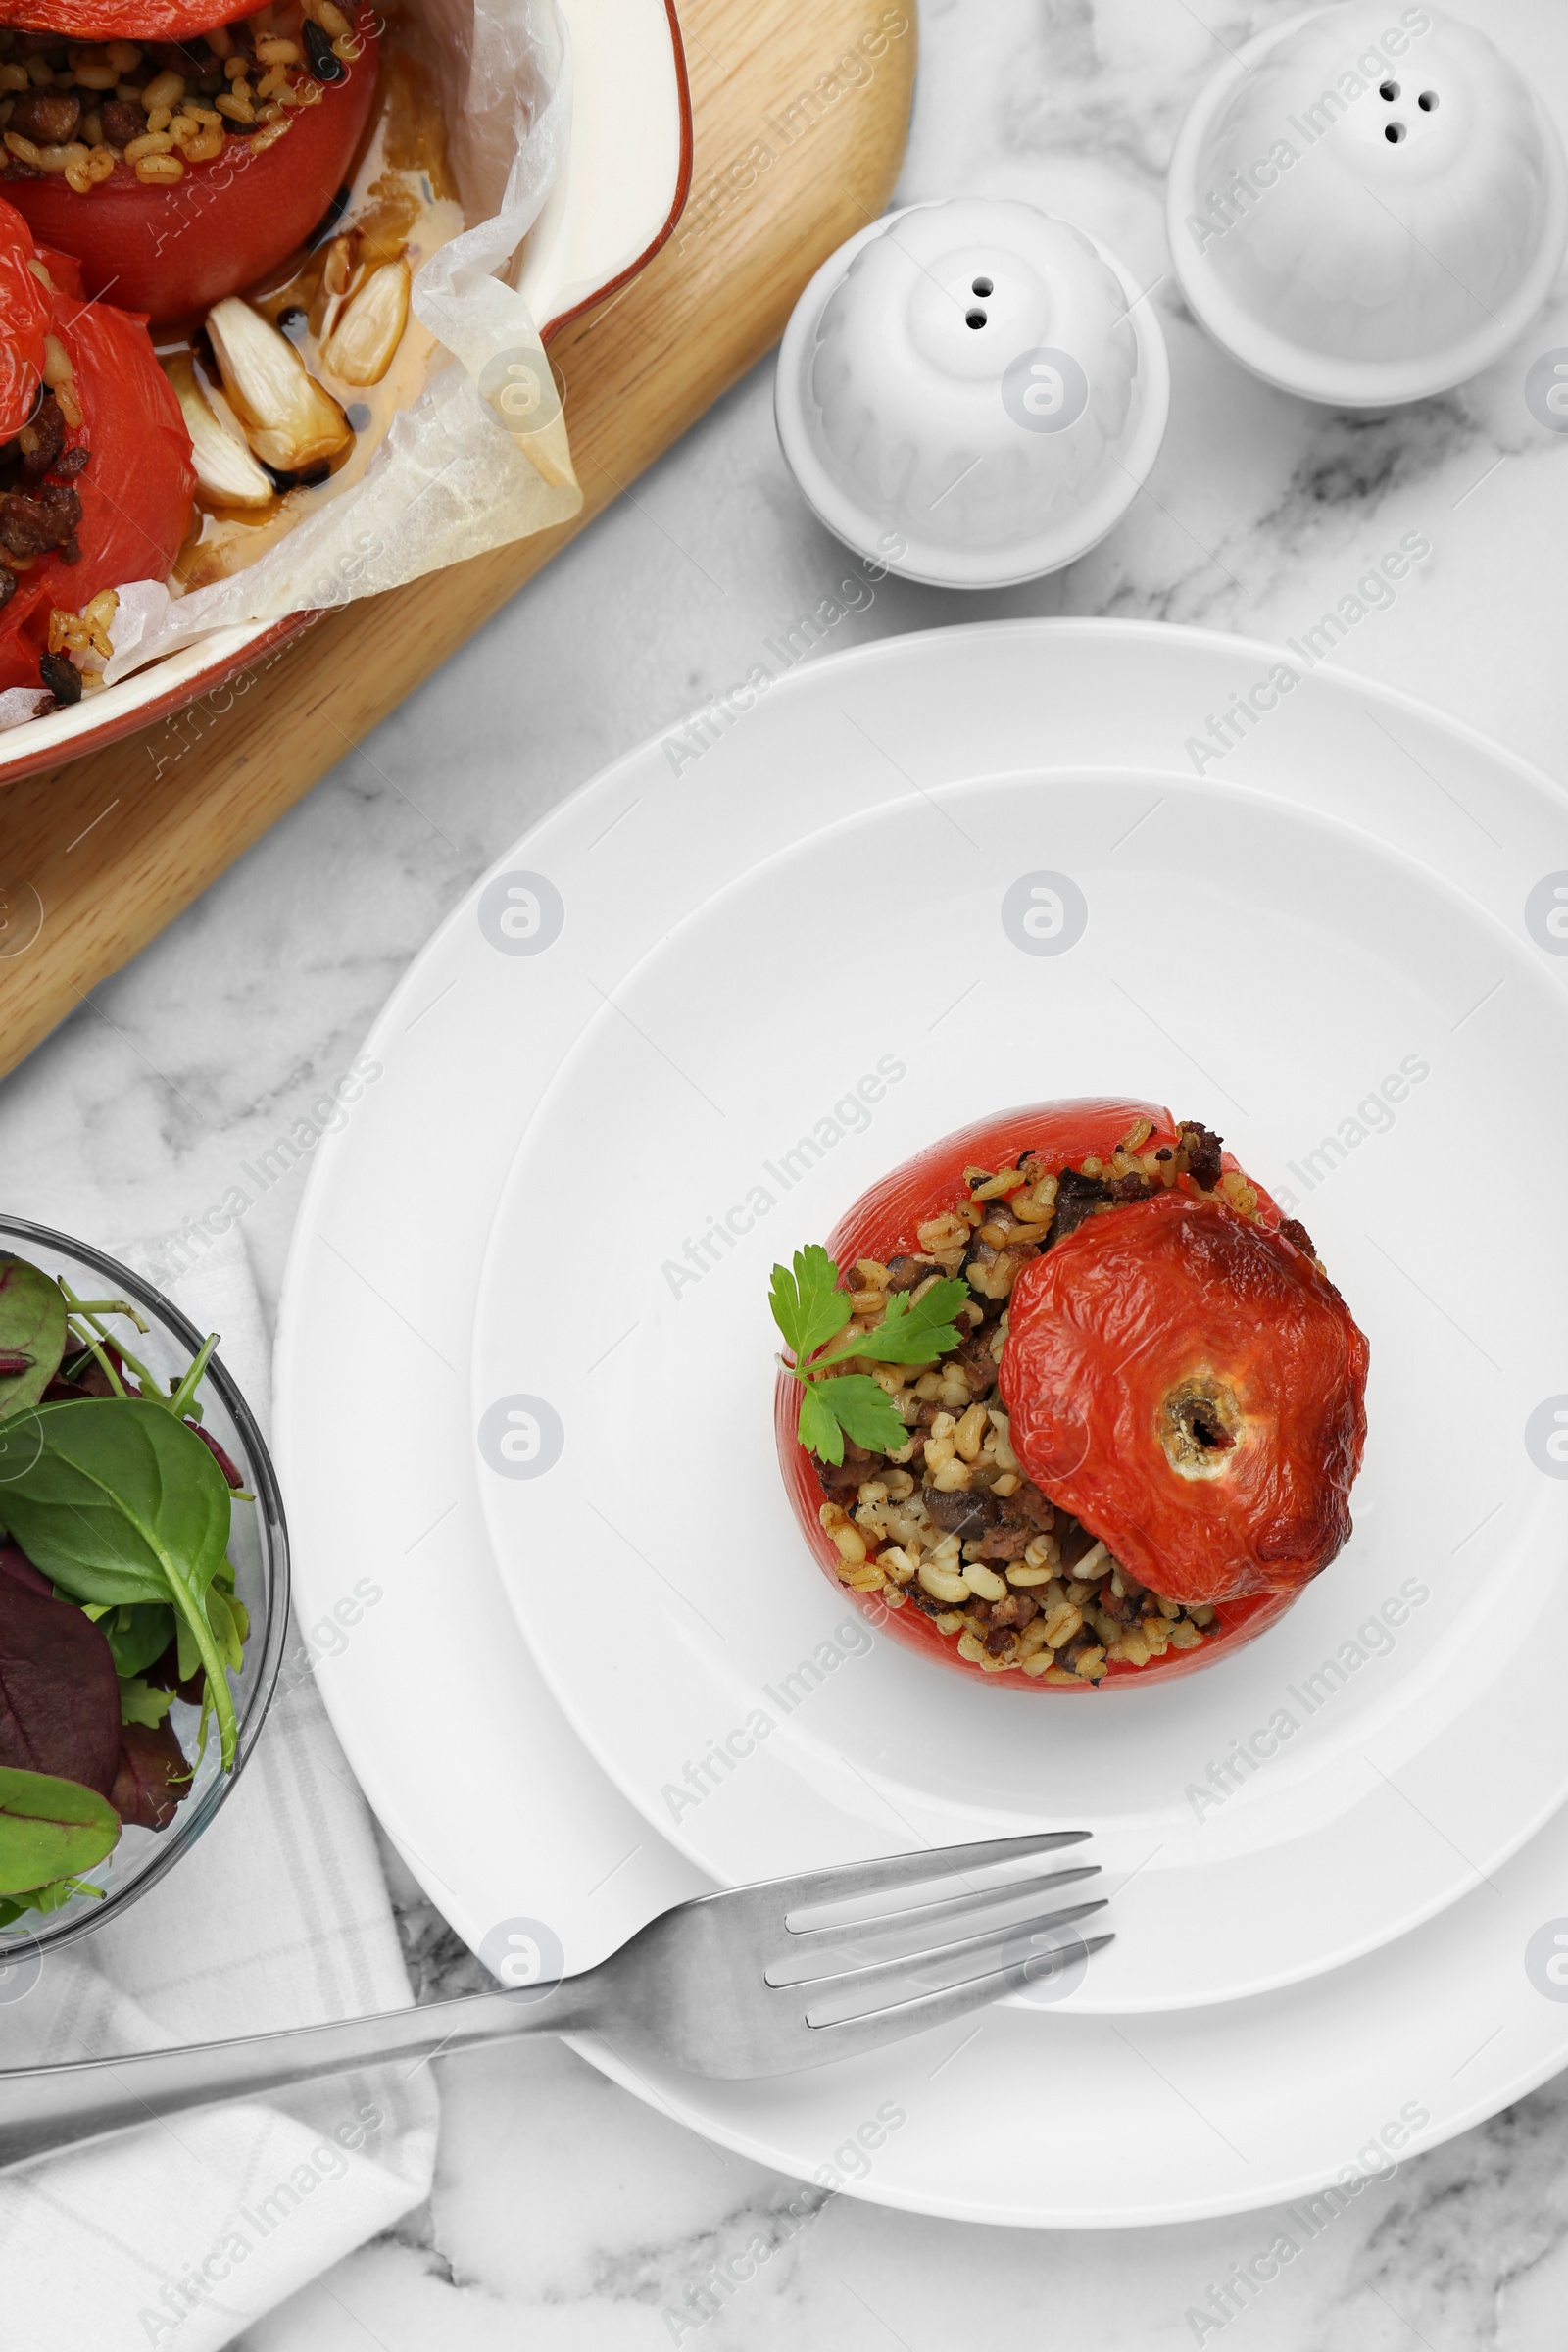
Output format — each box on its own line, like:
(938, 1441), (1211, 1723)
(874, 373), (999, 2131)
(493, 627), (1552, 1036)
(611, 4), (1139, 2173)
(773, 197), (1170, 589)
(1167, 1), (1568, 408)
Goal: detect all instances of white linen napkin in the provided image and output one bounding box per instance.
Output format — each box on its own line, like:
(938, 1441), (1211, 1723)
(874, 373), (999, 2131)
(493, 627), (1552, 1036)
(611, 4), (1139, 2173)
(0, 1227), (438, 2350)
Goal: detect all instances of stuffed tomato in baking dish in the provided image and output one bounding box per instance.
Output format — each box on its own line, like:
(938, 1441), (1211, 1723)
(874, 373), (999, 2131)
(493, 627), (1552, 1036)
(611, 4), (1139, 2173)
(771, 1100), (1370, 1688)
(0, 0), (380, 318)
(0, 200), (192, 691)
(0, 0), (463, 702)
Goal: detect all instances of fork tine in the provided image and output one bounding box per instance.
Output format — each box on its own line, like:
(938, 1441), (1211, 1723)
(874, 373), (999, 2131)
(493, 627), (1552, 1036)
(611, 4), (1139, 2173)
(804, 1933), (1115, 2049)
(776, 1862), (1101, 1957)
(774, 1897), (1108, 1996)
(766, 1830), (1092, 1923)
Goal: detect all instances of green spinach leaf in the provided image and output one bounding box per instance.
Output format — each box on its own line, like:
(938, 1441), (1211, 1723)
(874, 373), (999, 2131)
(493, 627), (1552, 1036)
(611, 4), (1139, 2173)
(0, 1871), (105, 1926)
(0, 1257), (67, 1423)
(0, 1764), (120, 1895)
(0, 1399), (238, 1767)
(86, 1600), (176, 1680)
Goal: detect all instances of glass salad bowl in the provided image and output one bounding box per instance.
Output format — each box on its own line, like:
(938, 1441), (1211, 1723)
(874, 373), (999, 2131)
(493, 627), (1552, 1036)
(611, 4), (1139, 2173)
(0, 1216), (287, 1974)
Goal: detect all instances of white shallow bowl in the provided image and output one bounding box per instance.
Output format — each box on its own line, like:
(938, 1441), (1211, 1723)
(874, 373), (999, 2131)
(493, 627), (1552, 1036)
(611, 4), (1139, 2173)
(1167, 0), (1568, 406)
(276, 619), (1568, 2224)
(469, 662), (1568, 2016)
(775, 199), (1169, 588)
(0, 0), (691, 790)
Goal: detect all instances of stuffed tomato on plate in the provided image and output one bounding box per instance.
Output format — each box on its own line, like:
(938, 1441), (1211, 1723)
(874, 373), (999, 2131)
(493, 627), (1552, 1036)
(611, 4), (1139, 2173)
(773, 1099), (1370, 1690)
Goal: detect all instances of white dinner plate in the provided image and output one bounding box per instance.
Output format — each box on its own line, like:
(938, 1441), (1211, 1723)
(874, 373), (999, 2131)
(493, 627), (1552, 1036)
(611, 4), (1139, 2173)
(275, 620), (1568, 2220)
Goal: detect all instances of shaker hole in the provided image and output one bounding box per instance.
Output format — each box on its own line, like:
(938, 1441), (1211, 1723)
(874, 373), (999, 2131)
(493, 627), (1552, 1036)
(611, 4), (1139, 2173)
(966, 309), (988, 329)
(1380, 79), (1399, 100)
(1385, 121), (1406, 142)
(971, 276), (994, 297)
(1418, 89), (1438, 110)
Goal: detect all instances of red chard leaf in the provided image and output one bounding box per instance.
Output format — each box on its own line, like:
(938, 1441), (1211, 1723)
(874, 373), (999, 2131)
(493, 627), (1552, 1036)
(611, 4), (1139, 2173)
(111, 1717), (191, 1831)
(188, 1421), (243, 1489)
(146, 1637), (205, 1707)
(0, 1542), (53, 1600)
(0, 1578), (122, 1799)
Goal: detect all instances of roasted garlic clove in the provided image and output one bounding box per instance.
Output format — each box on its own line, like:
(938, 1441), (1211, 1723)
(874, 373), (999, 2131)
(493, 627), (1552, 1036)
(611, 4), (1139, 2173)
(206, 296), (350, 471)
(169, 360), (274, 507)
(320, 260), (410, 387)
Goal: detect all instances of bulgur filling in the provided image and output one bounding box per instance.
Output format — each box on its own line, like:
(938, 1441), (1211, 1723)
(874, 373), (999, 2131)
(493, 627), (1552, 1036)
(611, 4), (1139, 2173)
(813, 1118), (1319, 1683)
(0, 0), (362, 194)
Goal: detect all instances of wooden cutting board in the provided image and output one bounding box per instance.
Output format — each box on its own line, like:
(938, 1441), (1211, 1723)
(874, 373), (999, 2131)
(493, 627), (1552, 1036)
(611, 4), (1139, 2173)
(0, 0), (915, 1077)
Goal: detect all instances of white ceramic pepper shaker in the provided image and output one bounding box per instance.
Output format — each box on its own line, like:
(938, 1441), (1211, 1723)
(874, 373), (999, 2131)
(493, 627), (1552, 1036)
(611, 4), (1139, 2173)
(773, 197), (1169, 589)
(1167, 1), (1568, 408)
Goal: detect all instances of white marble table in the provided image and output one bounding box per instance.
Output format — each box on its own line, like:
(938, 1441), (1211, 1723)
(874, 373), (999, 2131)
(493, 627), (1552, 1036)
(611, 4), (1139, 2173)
(8, 0), (1568, 2340)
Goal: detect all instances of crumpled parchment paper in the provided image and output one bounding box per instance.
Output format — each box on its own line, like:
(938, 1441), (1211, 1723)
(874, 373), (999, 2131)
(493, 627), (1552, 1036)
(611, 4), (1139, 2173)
(102, 0), (579, 686)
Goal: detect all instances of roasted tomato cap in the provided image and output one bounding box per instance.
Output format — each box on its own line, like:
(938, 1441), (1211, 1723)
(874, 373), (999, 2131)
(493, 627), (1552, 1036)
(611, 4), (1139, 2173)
(1001, 1192), (1369, 1606)
(0, 0), (258, 37)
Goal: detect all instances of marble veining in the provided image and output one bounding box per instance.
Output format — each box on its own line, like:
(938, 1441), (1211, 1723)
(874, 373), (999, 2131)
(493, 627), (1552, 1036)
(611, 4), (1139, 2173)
(5, 0), (1568, 2341)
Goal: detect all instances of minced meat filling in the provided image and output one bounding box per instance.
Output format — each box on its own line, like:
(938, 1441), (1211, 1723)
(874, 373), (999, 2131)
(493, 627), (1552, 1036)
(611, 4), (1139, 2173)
(13, 380), (64, 475)
(0, 476), (81, 559)
(0, 384), (90, 654)
(813, 1116), (1300, 1682)
(0, 387), (93, 663)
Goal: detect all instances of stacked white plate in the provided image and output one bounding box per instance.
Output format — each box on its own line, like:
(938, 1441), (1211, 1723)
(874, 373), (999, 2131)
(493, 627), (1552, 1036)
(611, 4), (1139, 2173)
(275, 619), (1568, 2225)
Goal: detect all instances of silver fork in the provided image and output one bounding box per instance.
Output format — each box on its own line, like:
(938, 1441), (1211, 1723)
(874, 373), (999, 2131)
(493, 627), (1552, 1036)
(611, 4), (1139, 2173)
(0, 1832), (1108, 2175)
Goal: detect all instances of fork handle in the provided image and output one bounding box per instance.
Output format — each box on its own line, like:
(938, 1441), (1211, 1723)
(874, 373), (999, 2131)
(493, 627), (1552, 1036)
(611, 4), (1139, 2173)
(0, 1974), (600, 2177)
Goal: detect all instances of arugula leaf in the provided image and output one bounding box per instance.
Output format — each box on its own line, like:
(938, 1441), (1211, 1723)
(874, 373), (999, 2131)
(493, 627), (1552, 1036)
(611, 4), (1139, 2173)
(0, 1258), (67, 1424)
(0, 1399), (239, 1769)
(119, 1676), (175, 1730)
(0, 1764), (120, 1896)
(769, 1246), (851, 1366)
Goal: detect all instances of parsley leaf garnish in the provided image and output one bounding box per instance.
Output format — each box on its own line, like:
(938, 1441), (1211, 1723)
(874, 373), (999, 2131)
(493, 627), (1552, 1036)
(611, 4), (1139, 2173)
(769, 1246), (851, 1365)
(799, 1374), (906, 1463)
(825, 1376), (912, 1453)
(843, 1279), (969, 1367)
(770, 1249), (970, 1463)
